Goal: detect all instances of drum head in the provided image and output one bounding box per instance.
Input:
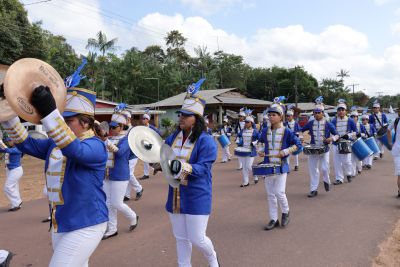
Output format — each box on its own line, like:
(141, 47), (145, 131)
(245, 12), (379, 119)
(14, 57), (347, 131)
(160, 144), (180, 188)
(4, 58), (66, 124)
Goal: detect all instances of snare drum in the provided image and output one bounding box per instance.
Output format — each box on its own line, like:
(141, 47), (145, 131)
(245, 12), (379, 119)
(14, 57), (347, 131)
(364, 137), (380, 154)
(252, 163), (282, 177)
(337, 140), (352, 154)
(303, 144), (328, 155)
(217, 134), (231, 148)
(234, 147), (252, 157)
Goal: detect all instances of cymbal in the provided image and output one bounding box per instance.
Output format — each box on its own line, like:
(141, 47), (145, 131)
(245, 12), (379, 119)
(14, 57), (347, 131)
(160, 143), (180, 188)
(127, 126), (162, 163)
(4, 58), (66, 124)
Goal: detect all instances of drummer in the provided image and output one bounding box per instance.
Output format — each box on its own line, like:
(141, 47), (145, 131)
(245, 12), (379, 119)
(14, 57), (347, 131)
(103, 106), (139, 239)
(219, 116), (232, 163)
(369, 101), (388, 159)
(257, 99), (302, 230)
(1, 76), (109, 265)
(361, 114), (376, 170)
(301, 99), (338, 197)
(284, 108), (302, 171)
(163, 78), (219, 267)
(236, 109), (259, 186)
(0, 137), (24, 211)
(139, 110), (161, 180)
(350, 110), (364, 176)
(234, 108), (246, 170)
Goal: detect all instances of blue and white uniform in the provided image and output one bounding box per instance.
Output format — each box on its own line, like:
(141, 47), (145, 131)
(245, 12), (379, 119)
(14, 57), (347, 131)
(219, 123), (232, 162)
(104, 132), (138, 236)
(257, 124), (302, 222)
(351, 118), (364, 176)
(361, 121), (376, 167)
(369, 111), (388, 157)
(236, 125), (259, 185)
(284, 119), (302, 168)
(301, 118), (338, 192)
(235, 118), (246, 169)
(0, 141), (23, 209)
(331, 116), (357, 182)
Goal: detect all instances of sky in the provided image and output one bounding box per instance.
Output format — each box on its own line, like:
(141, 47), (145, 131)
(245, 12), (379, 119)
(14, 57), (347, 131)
(22, 0), (400, 96)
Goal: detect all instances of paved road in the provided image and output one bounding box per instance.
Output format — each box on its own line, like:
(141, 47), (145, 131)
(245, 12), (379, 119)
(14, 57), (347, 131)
(1, 152), (399, 266)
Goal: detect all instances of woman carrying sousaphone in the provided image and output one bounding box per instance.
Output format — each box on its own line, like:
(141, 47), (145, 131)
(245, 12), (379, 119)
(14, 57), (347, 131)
(1, 59), (108, 266)
(160, 78), (220, 267)
(257, 97), (302, 231)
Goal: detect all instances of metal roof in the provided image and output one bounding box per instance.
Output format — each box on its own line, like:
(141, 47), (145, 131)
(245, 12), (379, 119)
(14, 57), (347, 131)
(95, 108), (165, 115)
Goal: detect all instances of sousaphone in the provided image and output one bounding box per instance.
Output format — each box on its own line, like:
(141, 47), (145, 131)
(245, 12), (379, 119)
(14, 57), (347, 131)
(3, 58), (67, 124)
(127, 126), (163, 163)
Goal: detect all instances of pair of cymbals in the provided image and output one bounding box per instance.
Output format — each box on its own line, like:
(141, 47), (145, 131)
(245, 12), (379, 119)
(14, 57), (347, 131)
(2, 58), (66, 124)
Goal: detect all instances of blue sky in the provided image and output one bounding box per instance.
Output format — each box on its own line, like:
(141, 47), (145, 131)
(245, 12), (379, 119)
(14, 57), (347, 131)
(23, 0), (400, 95)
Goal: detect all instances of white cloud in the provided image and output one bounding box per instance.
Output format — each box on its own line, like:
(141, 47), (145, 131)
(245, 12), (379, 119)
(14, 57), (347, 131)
(178, 0), (253, 15)
(374, 0), (393, 6)
(25, 4), (400, 95)
(391, 22), (400, 34)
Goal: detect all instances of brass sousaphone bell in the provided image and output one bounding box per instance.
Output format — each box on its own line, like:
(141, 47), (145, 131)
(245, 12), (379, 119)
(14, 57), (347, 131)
(3, 58), (67, 124)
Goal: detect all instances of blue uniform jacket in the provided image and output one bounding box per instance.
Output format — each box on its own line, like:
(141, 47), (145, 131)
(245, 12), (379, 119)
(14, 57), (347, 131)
(109, 136), (133, 181)
(15, 134), (108, 233)
(219, 126), (232, 136)
(165, 131), (217, 215)
(369, 113), (388, 126)
(284, 121), (301, 135)
(237, 128), (259, 157)
(361, 124), (376, 137)
(330, 117), (357, 145)
(0, 147), (22, 169)
(301, 120), (338, 152)
(258, 127), (302, 174)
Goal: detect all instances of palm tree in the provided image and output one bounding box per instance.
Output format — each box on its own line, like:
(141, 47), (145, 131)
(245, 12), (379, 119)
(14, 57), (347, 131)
(336, 69), (350, 83)
(86, 31), (118, 97)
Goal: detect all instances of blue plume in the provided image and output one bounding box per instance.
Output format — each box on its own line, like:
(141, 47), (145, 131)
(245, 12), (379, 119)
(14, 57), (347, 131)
(245, 108), (253, 116)
(273, 96), (286, 104)
(144, 107), (150, 114)
(64, 58), (88, 89)
(114, 103), (127, 112)
(350, 106), (357, 111)
(187, 78), (206, 96)
(338, 98), (346, 104)
(315, 96), (323, 104)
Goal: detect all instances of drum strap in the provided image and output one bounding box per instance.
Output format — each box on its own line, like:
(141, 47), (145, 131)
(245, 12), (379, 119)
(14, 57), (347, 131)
(394, 118), (399, 143)
(374, 113), (383, 128)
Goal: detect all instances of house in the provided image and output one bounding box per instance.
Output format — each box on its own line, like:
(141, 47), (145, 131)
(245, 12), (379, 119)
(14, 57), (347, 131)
(130, 88), (273, 128)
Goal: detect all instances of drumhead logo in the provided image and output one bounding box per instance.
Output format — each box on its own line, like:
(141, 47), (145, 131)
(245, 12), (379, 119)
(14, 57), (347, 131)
(17, 97), (34, 114)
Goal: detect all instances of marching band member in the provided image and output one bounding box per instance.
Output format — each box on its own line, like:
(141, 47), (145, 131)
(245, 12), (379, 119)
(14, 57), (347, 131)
(261, 110), (270, 130)
(301, 99), (338, 197)
(1, 77), (109, 265)
(350, 110), (363, 176)
(139, 110), (161, 180)
(103, 106), (138, 239)
(205, 116), (213, 135)
(361, 114), (376, 170)
(164, 78), (219, 267)
(331, 100), (357, 185)
(237, 109), (259, 186)
(234, 108), (246, 170)
(0, 138), (23, 211)
(388, 105), (400, 197)
(258, 98), (302, 230)
(219, 116), (232, 163)
(284, 108), (302, 171)
(369, 100), (388, 159)
(124, 112), (144, 201)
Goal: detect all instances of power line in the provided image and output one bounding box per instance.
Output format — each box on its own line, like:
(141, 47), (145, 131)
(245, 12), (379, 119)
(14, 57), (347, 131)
(23, 0), (52, 6)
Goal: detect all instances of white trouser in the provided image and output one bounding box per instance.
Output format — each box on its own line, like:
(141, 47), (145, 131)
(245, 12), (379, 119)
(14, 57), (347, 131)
(168, 213), (218, 267)
(103, 180), (137, 233)
(394, 156), (400, 176)
(240, 156), (255, 184)
(288, 154), (299, 167)
(221, 145), (231, 162)
(143, 162), (150, 176)
(0, 250), (10, 263)
(49, 222), (107, 267)
(308, 152), (330, 191)
(236, 148), (243, 169)
(332, 145), (352, 182)
(351, 154), (363, 176)
(362, 155), (373, 166)
(4, 166), (23, 208)
(374, 138), (385, 157)
(125, 158), (142, 198)
(264, 173), (289, 221)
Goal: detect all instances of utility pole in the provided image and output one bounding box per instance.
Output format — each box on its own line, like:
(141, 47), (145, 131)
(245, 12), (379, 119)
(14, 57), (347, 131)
(347, 83), (359, 106)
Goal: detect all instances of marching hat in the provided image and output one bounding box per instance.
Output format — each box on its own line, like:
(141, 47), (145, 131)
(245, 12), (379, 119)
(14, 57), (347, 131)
(286, 109), (294, 116)
(267, 97), (285, 115)
(361, 114), (369, 120)
(336, 99), (347, 110)
(314, 96), (325, 112)
(177, 78), (206, 116)
(110, 103), (130, 126)
(350, 110), (359, 117)
(373, 100), (380, 108)
(62, 88), (96, 117)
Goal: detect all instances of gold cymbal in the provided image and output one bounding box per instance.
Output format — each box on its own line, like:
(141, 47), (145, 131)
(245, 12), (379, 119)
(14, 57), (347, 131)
(4, 58), (66, 124)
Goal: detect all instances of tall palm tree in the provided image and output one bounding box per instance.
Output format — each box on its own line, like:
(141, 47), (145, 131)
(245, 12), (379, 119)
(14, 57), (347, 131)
(336, 69), (350, 83)
(86, 31), (118, 97)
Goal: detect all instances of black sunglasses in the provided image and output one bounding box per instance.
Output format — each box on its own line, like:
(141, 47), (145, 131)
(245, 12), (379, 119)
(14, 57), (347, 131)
(178, 113), (193, 118)
(110, 125), (120, 129)
(337, 108), (345, 111)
